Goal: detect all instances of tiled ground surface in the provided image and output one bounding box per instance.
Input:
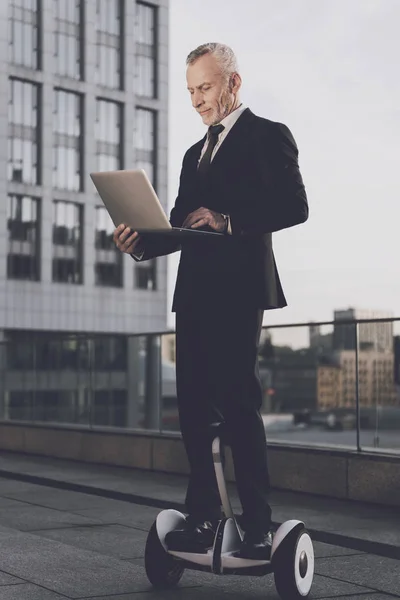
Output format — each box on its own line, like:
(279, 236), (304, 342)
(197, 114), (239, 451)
(0, 451), (399, 599)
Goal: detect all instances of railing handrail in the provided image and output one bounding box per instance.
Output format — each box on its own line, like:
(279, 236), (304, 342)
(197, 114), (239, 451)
(1, 316), (399, 456)
(262, 316), (400, 329)
(0, 315), (399, 343)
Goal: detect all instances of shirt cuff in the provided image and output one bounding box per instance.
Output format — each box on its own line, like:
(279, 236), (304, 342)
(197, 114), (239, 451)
(226, 215), (232, 235)
(131, 250), (145, 261)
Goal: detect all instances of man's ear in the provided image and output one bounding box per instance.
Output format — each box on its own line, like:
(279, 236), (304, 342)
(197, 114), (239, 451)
(230, 73), (242, 93)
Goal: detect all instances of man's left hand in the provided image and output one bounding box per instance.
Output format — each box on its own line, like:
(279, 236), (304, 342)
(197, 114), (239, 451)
(182, 207), (226, 232)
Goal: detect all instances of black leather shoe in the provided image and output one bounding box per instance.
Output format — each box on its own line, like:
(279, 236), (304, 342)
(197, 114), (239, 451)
(165, 519), (217, 553)
(236, 530), (273, 560)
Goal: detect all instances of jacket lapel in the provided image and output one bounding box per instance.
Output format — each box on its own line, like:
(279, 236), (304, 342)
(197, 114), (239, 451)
(208, 108), (255, 171)
(186, 108), (256, 175)
(186, 137), (205, 174)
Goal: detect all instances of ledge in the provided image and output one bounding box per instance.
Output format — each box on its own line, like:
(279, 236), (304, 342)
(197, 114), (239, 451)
(0, 420), (399, 508)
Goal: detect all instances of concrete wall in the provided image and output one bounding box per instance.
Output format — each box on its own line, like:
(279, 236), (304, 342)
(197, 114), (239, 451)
(0, 421), (399, 509)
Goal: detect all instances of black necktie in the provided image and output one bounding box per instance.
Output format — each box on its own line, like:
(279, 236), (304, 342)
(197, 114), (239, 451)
(197, 124), (225, 175)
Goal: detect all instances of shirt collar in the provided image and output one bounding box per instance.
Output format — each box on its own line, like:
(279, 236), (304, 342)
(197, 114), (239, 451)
(217, 103), (247, 134)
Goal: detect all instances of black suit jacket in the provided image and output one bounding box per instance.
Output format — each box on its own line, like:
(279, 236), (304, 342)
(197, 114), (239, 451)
(134, 108), (308, 312)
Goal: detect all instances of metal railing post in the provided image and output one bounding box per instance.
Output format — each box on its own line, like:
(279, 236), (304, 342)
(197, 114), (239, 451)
(355, 322), (361, 452)
(126, 335), (142, 429)
(144, 334), (161, 431)
(0, 341), (5, 419)
(88, 337), (94, 428)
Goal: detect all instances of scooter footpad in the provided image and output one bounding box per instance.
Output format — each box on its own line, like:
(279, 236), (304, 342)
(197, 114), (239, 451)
(226, 553), (271, 567)
(166, 540), (211, 554)
(168, 550), (213, 567)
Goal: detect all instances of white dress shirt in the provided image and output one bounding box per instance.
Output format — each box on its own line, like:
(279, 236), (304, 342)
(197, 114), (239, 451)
(199, 103), (247, 165)
(198, 104), (247, 234)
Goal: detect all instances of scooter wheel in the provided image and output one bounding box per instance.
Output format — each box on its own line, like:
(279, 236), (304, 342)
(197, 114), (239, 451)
(273, 527), (314, 599)
(144, 521), (185, 589)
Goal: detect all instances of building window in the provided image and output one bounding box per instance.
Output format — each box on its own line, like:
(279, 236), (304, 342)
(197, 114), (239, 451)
(7, 194), (40, 281)
(135, 260), (157, 290)
(54, 0), (83, 80)
(95, 99), (123, 171)
(95, 0), (123, 89)
(9, 0), (40, 69)
(95, 206), (123, 287)
(93, 335), (127, 370)
(134, 108), (157, 291)
(53, 89), (82, 191)
(135, 107), (156, 186)
(52, 200), (83, 284)
(8, 79), (40, 185)
(136, 2), (157, 98)
(93, 390), (127, 427)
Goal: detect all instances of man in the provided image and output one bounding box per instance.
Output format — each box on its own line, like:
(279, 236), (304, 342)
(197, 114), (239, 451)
(114, 43), (308, 559)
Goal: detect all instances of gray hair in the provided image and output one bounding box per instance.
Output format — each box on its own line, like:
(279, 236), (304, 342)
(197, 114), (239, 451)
(186, 43), (239, 80)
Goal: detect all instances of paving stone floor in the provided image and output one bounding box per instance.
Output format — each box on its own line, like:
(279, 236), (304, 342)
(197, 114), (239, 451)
(0, 451), (398, 599)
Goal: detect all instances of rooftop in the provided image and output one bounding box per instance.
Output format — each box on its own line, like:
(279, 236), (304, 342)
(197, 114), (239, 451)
(0, 450), (399, 599)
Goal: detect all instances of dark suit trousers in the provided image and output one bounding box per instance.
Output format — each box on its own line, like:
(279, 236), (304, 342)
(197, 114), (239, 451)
(175, 305), (272, 534)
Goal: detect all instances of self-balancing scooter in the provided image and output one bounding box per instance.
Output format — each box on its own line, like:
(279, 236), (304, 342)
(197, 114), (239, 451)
(144, 422), (314, 598)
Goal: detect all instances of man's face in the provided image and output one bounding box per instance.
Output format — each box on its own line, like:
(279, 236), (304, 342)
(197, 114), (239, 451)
(186, 54), (236, 126)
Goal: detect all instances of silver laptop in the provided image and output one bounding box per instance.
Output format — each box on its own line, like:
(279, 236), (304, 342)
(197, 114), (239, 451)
(90, 169), (223, 238)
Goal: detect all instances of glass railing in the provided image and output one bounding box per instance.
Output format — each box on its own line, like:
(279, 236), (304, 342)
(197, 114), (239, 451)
(0, 317), (399, 455)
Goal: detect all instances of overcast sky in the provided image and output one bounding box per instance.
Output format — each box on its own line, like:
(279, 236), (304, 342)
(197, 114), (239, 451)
(165, 0), (400, 343)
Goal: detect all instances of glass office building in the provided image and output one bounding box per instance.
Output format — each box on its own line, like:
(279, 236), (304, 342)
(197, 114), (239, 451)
(0, 1), (170, 427)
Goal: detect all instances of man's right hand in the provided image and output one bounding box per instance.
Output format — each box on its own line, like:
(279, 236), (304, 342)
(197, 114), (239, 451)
(113, 224), (143, 254)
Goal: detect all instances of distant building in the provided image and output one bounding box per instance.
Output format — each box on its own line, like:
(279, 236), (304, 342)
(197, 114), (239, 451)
(334, 350), (396, 407)
(317, 364), (342, 409)
(267, 308), (397, 414)
(263, 347), (319, 413)
(333, 308), (393, 353)
(309, 323), (332, 352)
